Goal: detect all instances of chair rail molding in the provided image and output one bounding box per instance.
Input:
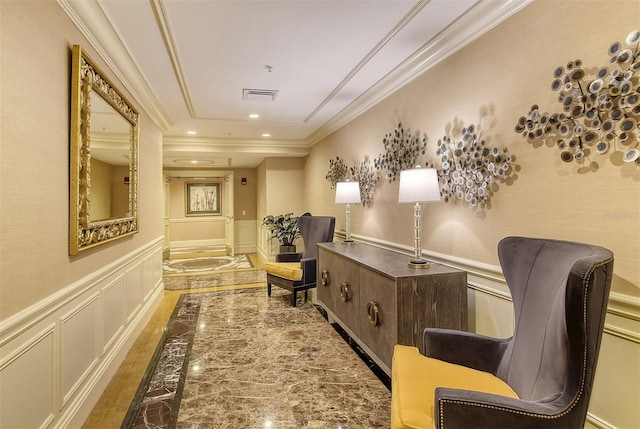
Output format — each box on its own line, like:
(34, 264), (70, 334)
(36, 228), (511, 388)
(340, 232), (640, 329)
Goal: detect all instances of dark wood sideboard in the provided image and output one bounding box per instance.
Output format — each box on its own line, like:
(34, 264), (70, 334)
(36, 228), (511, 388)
(317, 242), (468, 375)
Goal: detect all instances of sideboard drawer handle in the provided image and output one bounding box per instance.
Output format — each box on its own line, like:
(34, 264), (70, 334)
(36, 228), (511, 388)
(321, 270), (330, 286)
(367, 301), (379, 327)
(340, 283), (350, 302)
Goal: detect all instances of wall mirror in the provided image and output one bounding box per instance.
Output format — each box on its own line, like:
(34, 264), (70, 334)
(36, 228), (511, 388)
(69, 45), (139, 255)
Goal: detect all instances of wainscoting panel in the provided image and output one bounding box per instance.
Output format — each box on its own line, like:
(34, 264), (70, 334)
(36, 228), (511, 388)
(124, 263), (143, 324)
(468, 285), (514, 338)
(235, 219), (257, 254)
(588, 319), (640, 428)
(101, 275), (125, 354)
(142, 252), (155, 302)
(0, 238), (164, 429)
(0, 324), (56, 429)
(60, 293), (100, 407)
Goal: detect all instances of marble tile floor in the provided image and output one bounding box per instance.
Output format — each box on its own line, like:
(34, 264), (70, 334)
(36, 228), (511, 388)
(83, 256), (391, 429)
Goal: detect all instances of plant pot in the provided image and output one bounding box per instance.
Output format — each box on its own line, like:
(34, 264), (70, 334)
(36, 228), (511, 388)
(279, 245), (297, 253)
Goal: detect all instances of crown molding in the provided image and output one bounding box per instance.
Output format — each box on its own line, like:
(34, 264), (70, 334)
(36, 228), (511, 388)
(57, 0), (171, 131)
(307, 0), (534, 145)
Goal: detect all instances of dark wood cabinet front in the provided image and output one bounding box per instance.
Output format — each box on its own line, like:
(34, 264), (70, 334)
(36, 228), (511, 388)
(317, 242), (468, 374)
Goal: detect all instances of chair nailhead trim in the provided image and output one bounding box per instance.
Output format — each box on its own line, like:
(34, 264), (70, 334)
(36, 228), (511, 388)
(438, 257), (613, 429)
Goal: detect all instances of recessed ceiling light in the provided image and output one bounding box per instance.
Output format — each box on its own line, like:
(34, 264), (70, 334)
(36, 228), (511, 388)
(262, 133), (271, 137)
(248, 113), (260, 119)
(187, 130), (197, 135)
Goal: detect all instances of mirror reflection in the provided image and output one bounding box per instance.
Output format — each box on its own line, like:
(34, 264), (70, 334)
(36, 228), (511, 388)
(89, 91), (132, 221)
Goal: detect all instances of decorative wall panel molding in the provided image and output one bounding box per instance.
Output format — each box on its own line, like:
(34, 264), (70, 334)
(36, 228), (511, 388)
(436, 123), (515, 209)
(516, 29), (640, 169)
(0, 239), (163, 429)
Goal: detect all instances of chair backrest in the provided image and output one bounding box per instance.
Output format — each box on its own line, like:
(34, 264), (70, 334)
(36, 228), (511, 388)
(496, 237), (613, 423)
(297, 215), (335, 259)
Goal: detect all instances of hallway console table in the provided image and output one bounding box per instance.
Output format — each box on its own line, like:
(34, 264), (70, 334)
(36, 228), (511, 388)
(317, 242), (468, 375)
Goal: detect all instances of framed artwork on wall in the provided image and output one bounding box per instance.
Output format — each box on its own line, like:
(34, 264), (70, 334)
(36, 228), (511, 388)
(185, 182), (221, 216)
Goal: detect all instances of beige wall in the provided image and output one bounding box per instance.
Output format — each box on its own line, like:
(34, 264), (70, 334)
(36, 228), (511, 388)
(306, 0), (640, 297)
(256, 157), (307, 259)
(1, 2), (164, 426)
(264, 157), (307, 216)
(233, 168), (258, 221)
(257, 161), (268, 223)
(169, 178), (225, 218)
(168, 178), (225, 244)
(0, 0), (164, 320)
(304, 2), (640, 427)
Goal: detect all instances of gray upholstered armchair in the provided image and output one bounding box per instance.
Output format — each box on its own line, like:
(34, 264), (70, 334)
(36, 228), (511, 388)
(392, 236), (614, 429)
(265, 215), (335, 306)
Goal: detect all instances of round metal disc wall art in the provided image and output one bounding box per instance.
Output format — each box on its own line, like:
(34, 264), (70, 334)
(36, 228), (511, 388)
(436, 123), (514, 209)
(516, 29), (640, 168)
(373, 123), (429, 183)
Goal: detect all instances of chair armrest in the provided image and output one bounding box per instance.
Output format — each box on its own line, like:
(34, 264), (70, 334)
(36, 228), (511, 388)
(276, 252), (302, 262)
(300, 258), (316, 284)
(435, 388), (563, 429)
(423, 328), (510, 374)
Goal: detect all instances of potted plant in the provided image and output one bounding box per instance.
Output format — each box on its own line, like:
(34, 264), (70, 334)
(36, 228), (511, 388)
(262, 213), (301, 253)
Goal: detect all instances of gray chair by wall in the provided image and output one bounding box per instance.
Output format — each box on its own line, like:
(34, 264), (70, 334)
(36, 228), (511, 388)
(391, 236), (614, 429)
(265, 215), (335, 307)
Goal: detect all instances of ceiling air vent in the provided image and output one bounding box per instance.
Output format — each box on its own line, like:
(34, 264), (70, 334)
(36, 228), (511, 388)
(242, 88), (279, 102)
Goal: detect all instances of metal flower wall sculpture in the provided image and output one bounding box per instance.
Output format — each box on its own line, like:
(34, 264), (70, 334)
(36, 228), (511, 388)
(349, 155), (380, 208)
(325, 155), (380, 208)
(325, 156), (349, 189)
(436, 123), (514, 209)
(374, 123), (428, 182)
(516, 29), (640, 168)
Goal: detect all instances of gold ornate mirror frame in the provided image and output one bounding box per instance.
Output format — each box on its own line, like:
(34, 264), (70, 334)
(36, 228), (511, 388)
(69, 45), (139, 255)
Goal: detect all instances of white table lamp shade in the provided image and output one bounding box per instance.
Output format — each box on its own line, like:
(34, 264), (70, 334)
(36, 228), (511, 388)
(335, 181), (362, 204)
(398, 167), (441, 203)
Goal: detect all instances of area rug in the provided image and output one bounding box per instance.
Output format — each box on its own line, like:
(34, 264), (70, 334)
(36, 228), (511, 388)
(122, 288), (391, 428)
(163, 254), (252, 275)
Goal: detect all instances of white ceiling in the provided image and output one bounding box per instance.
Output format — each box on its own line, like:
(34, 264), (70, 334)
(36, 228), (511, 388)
(61, 0), (531, 168)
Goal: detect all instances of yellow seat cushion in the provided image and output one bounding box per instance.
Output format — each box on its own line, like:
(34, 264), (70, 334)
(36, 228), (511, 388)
(391, 345), (519, 429)
(265, 262), (303, 281)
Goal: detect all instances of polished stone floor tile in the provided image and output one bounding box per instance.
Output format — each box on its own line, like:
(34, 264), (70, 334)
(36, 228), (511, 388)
(85, 253), (390, 429)
(177, 289), (391, 429)
(120, 288), (390, 429)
